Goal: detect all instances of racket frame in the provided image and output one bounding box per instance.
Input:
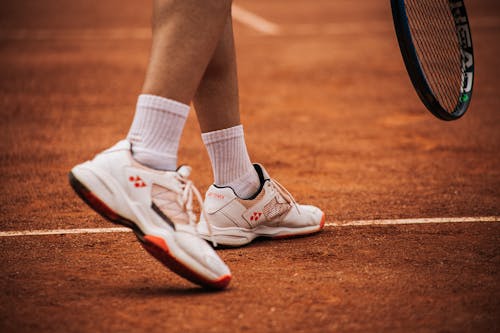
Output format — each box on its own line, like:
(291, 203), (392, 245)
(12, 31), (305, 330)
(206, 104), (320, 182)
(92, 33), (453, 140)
(391, 0), (474, 121)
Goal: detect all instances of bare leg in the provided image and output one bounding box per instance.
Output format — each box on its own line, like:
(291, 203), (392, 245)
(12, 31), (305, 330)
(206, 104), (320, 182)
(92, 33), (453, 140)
(193, 15), (240, 132)
(142, 0), (232, 105)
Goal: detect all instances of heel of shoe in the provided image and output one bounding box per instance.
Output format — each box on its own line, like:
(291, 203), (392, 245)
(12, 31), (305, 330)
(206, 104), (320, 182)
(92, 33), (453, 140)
(68, 171), (143, 236)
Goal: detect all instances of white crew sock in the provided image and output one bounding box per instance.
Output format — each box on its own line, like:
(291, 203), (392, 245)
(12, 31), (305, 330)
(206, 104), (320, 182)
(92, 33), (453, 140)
(127, 94), (189, 171)
(202, 125), (260, 199)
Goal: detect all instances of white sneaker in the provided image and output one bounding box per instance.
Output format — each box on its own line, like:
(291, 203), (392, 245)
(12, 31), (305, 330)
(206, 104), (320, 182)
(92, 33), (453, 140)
(198, 164), (325, 247)
(68, 140), (231, 289)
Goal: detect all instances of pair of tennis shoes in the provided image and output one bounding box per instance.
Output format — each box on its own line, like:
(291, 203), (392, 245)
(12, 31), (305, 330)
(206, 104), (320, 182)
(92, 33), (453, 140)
(69, 140), (325, 289)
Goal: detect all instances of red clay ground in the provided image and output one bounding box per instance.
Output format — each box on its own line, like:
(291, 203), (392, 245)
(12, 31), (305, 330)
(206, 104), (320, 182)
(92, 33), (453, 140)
(1, 1), (499, 332)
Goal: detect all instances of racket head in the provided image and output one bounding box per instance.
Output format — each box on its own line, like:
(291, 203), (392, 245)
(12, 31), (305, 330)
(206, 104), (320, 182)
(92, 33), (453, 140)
(391, 0), (474, 121)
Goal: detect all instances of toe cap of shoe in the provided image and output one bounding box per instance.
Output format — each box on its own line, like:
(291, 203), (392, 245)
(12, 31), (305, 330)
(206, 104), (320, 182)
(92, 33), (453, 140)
(174, 231), (231, 279)
(285, 204), (324, 227)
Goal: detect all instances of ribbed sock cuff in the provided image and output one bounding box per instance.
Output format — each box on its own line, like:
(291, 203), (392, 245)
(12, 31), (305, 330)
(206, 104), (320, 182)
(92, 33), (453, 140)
(127, 94), (190, 170)
(136, 94), (190, 117)
(202, 125), (260, 198)
(201, 124), (244, 145)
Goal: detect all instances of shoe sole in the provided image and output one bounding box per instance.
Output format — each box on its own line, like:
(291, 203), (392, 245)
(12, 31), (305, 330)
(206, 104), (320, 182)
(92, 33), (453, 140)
(271, 213), (326, 240)
(202, 213), (326, 247)
(68, 171), (231, 290)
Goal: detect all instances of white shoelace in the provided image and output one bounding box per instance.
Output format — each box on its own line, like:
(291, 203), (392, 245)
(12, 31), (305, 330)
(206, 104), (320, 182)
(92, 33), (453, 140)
(269, 178), (301, 215)
(176, 175), (217, 247)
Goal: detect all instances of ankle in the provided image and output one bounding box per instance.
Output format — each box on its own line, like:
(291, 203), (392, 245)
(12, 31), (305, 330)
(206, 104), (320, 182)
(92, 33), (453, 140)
(223, 166), (261, 199)
(131, 146), (177, 171)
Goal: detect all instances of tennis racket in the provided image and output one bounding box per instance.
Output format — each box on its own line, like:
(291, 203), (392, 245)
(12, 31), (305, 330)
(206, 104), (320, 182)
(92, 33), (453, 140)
(391, 0), (474, 121)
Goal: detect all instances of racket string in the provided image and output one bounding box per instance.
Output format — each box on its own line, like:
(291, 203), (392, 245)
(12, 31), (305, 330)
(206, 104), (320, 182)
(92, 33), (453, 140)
(416, 0), (461, 111)
(409, 1), (461, 112)
(405, 0), (463, 113)
(426, 3), (461, 110)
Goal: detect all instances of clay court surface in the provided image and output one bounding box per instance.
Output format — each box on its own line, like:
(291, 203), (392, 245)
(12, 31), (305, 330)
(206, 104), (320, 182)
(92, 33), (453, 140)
(1, 1), (499, 332)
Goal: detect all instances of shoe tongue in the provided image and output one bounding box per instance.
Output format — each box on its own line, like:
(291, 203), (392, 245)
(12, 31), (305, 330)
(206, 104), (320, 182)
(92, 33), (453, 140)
(177, 165), (191, 178)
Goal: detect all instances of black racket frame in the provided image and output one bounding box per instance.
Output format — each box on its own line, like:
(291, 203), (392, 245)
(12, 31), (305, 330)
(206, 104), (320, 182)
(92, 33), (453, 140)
(391, 0), (474, 121)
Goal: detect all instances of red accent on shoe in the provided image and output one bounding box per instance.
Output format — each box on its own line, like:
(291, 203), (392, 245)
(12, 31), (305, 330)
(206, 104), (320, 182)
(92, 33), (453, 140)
(319, 213), (326, 229)
(142, 235), (231, 290)
(250, 212), (263, 221)
(129, 175), (147, 188)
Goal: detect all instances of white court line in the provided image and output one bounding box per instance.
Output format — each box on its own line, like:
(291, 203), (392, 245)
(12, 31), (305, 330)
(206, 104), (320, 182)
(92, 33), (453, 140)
(0, 216), (498, 237)
(0, 5), (280, 40)
(0, 15), (497, 40)
(326, 216), (500, 227)
(0, 227), (131, 237)
(232, 4), (281, 35)
(0, 5), (279, 40)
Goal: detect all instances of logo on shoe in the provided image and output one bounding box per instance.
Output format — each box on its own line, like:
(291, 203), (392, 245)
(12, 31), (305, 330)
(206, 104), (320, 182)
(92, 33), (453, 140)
(207, 192), (225, 200)
(129, 175), (146, 188)
(250, 212), (263, 221)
